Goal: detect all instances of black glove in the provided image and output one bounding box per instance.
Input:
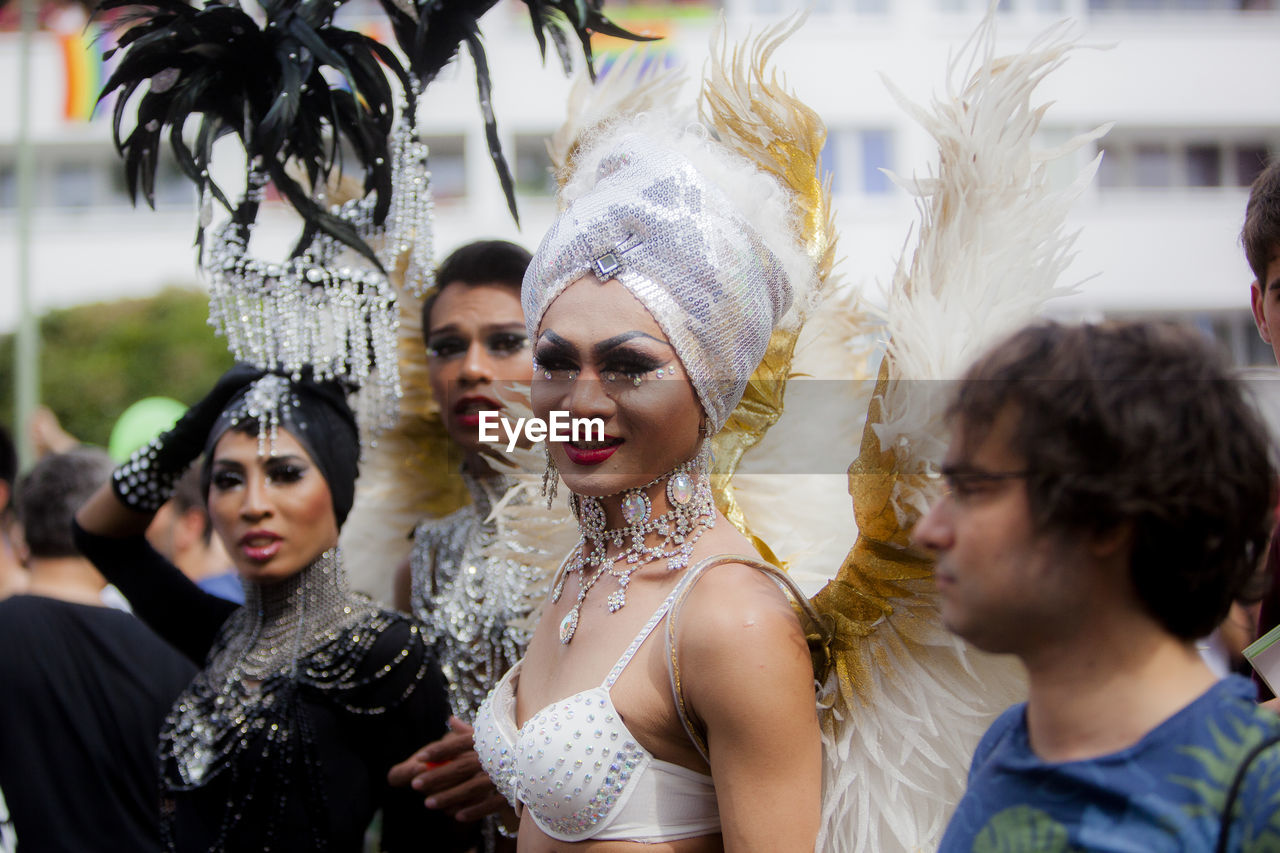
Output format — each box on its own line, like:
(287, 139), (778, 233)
(112, 363), (265, 512)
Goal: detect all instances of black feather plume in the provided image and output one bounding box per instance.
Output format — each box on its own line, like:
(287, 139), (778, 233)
(97, 0), (656, 256)
(97, 0), (404, 264)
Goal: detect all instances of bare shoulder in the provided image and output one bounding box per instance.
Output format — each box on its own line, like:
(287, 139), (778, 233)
(675, 561), (810, 677)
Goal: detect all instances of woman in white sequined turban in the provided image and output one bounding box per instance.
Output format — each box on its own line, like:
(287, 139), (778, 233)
(472, 123), (824, 849)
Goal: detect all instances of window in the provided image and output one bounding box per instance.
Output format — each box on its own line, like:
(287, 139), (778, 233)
(1096, 133), (1277, 191)
(1133, 143), (1172, 187)
(1186, 145), (1221, 187)
(515, 134), (555, 196)
(51, 161), (95, 208)
(821, 128), (895, 196)
(424, 136), (466, 199)
(1236, 145), (1268, 187)
(0, 165), (14, 209)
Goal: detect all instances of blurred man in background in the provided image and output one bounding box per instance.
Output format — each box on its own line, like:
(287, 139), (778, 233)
(0, 448), (194, 851)
(0, 427), (25, 599)
(146, 467), (240, 603)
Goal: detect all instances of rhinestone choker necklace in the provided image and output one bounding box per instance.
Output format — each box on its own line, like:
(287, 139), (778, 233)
(552, 450), (715, 644)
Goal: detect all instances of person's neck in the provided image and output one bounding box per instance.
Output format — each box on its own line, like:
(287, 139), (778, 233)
(242, 547), (343, 623)
(1021, 607), (1217, 763)
(25, 556), (109, 607)
(462, 452), (500, 481)
(0, 533), (27, 599)
(594, 476), (676, 532)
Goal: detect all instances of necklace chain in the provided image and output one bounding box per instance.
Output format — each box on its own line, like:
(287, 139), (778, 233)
(552, 450), (715, 644)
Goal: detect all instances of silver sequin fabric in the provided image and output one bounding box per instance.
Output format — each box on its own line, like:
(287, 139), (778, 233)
(409, 471), (548, 723)
(522, 132), (793, 432)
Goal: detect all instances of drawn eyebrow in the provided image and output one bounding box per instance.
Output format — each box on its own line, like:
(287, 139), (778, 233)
(593, 331), (672, 358)
(430, 321), (526, 336)
(536, 330), (577, 355)
(537, 329), (672, 359)
(264, 454), (307, 465)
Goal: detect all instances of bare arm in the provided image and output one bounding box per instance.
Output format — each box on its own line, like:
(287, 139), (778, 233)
(681, 568), (821, 853)
(76, 481), (154, 539)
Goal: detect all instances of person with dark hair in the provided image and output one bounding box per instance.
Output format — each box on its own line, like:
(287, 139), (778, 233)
(146, 467), (242, 603)
(917, 321), (1280, 851)
(0, 448), (196, 852)
(1245, 159), (1280, 368)
(74, 367), (467, 853)
(1242, 160), (1280, 702)
(386, 239), (544, 849)
(0, 425), (24, 599)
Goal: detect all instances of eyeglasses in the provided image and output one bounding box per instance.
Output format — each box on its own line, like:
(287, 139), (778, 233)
(939, 465), (1030, 502)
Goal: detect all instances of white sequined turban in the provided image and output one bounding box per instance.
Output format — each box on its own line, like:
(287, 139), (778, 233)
(522, 132), (794, 433)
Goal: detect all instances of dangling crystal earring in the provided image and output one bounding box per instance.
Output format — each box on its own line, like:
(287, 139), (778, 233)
(541, 443), (559, 507)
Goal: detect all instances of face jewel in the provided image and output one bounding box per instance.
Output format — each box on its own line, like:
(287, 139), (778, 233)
(593, 252), (621, 279)
(621, 492), (649, 526)
(667, 472), (693, 506)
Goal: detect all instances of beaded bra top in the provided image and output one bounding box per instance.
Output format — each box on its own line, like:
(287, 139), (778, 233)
(473, 580), (719, 843)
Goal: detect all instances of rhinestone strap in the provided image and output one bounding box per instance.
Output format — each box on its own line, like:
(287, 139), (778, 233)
(601, 582), (684, 690)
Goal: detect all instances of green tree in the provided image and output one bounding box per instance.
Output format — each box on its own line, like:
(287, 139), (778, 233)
(1, 287), (234, 450)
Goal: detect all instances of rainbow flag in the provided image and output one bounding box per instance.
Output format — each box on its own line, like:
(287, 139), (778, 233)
(60, 28), (106, 122)
(591, 3), (712, 59)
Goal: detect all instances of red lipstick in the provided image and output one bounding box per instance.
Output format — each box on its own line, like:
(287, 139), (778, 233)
(563, 436), (623, 466)
(454, 395), (502, 429)
(239, 530), (282, 562)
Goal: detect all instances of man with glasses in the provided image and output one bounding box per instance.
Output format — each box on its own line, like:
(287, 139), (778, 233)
(916, 321), (1280, 851)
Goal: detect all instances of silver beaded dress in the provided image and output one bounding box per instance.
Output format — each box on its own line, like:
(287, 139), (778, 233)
(409, 469), (551, 724)
(73, 526), (468, 853)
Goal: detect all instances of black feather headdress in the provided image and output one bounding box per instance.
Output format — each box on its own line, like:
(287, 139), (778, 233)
(97, 0), (651, 429)
(99, 0), (653, 254)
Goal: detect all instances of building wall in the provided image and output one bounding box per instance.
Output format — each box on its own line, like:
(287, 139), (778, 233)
(3, 0), (1279, 361)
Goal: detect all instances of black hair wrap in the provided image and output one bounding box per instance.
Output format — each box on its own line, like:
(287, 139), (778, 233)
(201, 374), (361, 528)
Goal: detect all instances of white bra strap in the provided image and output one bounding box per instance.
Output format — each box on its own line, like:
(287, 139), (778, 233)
(664, 554), (826, 765)
(601, 582), (685, 689)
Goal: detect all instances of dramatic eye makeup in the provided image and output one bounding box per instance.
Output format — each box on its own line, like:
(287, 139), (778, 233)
(427, 324), (528, 359)
(535, 330), (672, 378)
(210, 465), (245, 492)
(425, 334), (466, 359)
(264, 456), (308, 485)
(533, 333), (578, 372)
(487, 331), (529, 355)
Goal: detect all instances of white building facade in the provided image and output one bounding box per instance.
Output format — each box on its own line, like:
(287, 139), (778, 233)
(2, 0), (1278, 362)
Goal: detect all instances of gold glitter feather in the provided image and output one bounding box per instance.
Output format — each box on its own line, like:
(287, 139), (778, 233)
(699, 15), (840, 560)
(811, 12), (1105, 852)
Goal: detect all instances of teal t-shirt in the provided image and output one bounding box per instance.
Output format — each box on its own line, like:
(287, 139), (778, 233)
(939, 676), (1280, 852)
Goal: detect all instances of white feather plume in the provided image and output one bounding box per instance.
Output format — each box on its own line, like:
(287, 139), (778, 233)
(877, 14), (1109, 522)
(810, 10), (1109, 853)
(546, 51), (690, 203)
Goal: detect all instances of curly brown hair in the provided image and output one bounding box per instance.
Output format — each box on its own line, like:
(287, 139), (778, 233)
(1243, 158), (1280, 287)
(949, 321), (1277, 640)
